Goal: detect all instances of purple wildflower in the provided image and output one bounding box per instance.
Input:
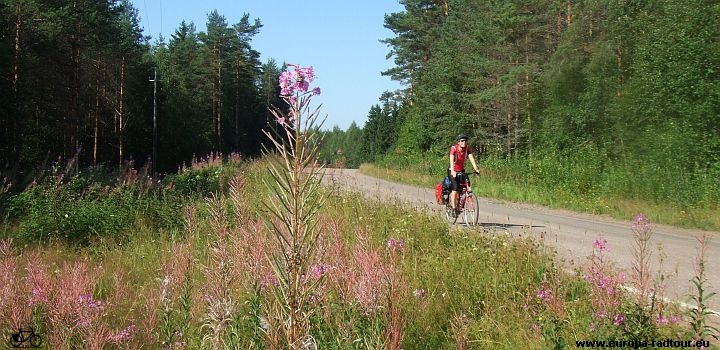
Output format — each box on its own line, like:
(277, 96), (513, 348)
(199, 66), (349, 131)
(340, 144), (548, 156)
(387, 238), (405, 251)
(536, 287), (551, 301)
(109, 324), (136, 343)
(632, 213), (652, 232)
(310, 263), (329, 280)
(27, 287), (47, 306)
(79, 294), (103, 309)
(593, 237), (607, 252)
(278, 64), (318, 96)
(613, 314), (625, 326)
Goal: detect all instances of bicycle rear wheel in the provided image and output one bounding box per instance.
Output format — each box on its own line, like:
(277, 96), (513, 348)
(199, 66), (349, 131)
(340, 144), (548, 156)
(462, 193), (479, 226)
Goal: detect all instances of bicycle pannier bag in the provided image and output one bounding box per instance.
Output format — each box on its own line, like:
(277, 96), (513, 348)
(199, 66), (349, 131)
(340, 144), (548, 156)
(435, 183), (443, 204)
(442, 176), (452, 189)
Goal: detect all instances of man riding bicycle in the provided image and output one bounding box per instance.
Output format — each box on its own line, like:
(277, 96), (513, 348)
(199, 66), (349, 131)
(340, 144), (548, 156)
(448, 133), (480, 214)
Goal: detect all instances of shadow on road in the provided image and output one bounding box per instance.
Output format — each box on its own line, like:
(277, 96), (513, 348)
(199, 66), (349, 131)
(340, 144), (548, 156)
(476, 222), (545, 230)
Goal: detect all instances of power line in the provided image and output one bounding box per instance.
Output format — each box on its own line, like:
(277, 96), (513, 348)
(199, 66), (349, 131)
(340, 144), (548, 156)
(159, 0), (163, 37)
(141, 0), (150, 37)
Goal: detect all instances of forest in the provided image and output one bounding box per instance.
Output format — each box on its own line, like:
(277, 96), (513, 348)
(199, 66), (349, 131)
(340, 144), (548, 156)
(2, 0), (719, 210)
(327, 0), (720, 212)
(1, 0), (278, 180)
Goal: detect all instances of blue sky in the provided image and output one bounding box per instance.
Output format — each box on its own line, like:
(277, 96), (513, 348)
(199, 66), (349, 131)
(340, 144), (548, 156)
(131, 0), (405, 130)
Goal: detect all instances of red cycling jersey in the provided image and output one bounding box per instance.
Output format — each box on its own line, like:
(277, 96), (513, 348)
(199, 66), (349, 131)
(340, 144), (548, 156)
(449, 144), (473, 172)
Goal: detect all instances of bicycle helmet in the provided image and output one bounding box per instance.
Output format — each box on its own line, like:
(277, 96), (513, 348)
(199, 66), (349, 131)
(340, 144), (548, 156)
(456, 133), (468, 141)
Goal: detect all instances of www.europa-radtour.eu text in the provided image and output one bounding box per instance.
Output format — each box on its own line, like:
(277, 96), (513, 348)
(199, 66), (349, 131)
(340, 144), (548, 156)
(575, 338), (711, 348)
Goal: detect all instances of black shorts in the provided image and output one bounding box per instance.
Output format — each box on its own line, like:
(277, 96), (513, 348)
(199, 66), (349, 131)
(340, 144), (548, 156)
(447, 170), (467, 192)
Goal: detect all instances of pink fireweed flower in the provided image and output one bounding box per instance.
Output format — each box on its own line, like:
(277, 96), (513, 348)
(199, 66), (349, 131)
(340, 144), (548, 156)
(632, 213), (652, 232)
(260, 272), (279, 289)
(298, 66), (315, 82)
(109, 324), (136, 343)
(77, 294), (104, 327)
(310, 263), (330, 280)
(27, 287), (47, 306)
(531, 322), (541, 334)
(79, 294), (103, 309)
(593, 237), (607, 252)
(387, 238), (405, 251)
(536, 287), (551, 301)
(657, 315), (669, 325)
(279, 64), (318, 96)
(613, 314), (626, 326)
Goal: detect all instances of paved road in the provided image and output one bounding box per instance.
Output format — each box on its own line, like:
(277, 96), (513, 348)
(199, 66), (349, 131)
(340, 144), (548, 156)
(322, 168), (720, 316)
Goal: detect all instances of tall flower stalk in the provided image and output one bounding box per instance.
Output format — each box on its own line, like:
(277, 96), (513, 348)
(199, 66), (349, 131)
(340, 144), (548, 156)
(631, 213), (654, 308)
(261, 64), (326, 349)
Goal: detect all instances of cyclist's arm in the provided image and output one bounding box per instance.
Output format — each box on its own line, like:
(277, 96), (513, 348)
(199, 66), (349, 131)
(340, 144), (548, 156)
(468, 153), (479, 173)
(449, 150), (456, 176)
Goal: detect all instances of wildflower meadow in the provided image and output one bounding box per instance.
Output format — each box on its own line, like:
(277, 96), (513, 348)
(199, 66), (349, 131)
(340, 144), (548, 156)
(1, 65), (717, 349)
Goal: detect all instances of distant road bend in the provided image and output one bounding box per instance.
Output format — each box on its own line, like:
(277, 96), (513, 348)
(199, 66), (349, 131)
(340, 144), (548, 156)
(321, 168), (720, 317)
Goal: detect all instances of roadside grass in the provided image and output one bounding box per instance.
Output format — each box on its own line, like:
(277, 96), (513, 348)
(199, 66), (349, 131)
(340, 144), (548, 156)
(359, 162), (720, 232)
(0, 156), (714, 348)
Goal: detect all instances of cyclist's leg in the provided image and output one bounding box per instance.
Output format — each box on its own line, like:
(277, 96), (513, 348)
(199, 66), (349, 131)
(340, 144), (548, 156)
(454, 173), (468, 214)
(449, 173), (459, 210)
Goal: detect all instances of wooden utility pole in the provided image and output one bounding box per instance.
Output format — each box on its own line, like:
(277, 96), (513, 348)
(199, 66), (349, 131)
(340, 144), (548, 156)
(149, 69), (159, 175)
(118, 57), (126, 168)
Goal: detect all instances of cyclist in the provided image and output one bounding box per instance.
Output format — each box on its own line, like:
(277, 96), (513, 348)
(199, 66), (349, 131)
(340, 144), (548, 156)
(448, 133), (480, 215)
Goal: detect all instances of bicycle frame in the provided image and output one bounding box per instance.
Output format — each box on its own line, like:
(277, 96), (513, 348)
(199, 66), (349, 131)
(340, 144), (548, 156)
(10, 326), (43, 348)
(456, 177), (471, 209)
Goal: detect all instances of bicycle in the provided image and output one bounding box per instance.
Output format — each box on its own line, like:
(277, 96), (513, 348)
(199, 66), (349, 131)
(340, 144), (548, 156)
(444, 171), (480, 226)
(9, 326), (43, 348)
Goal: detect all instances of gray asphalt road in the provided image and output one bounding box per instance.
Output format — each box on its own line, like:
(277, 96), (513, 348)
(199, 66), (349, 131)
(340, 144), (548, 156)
(322, 168), (720, 317)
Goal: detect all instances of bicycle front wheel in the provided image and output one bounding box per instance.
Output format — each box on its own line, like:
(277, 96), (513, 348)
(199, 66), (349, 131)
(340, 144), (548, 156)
(462, 193), (480, 226)
(444, 204), (458, 224)
(30, 335), (43, 347)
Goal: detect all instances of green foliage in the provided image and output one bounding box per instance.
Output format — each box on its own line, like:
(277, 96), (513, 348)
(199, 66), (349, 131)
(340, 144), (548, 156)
(7, 177), (176, 244)
(164, 166), (224, 196)
(378, 0), (720, 217)
(2, 158), (246, 244)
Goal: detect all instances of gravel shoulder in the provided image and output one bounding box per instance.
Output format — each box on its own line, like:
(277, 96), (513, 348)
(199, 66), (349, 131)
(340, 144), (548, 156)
(322, 168), (720, 315)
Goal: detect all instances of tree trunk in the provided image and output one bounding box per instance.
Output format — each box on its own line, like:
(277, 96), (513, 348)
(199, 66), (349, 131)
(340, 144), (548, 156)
(525, 45), (532, 158)
(94, 76), (100, 166)
(13, 15), (21, 94)
(118, 57), (126, 168)
(217, 64), (223, 150)
(235, 62), (240, 150)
